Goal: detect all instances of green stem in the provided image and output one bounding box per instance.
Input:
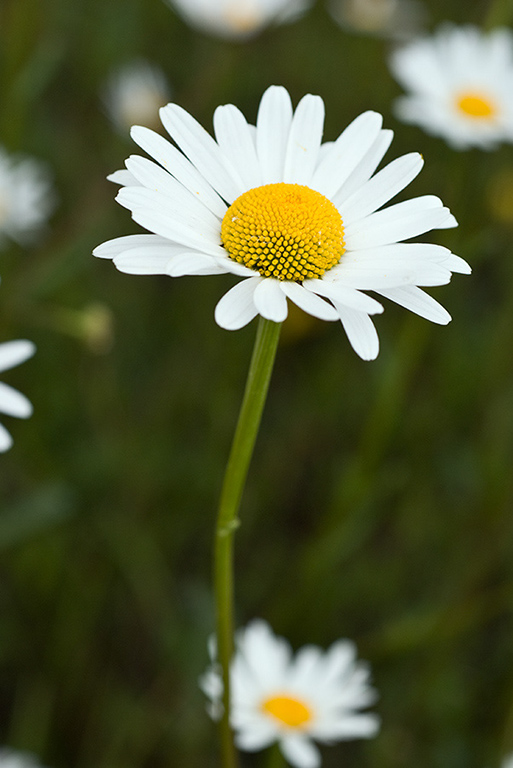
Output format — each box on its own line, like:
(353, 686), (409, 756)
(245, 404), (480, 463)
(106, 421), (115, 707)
(214, 317), (282, 768)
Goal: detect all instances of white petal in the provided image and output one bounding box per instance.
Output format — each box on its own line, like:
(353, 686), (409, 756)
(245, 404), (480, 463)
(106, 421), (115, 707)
(334, 305), (380, 360)
(311, 111), (383, 198)
(125, 155), (222, 229)
(280, 736), (320, 768)
(116, 185), (221, 239)
(256, 85), (293, 184)
(167, 252), (227, 276)
(112, 243), (192, 274)
(283, 94), (325, 185)
(0, 382), (33, 418)
(253, 279), (289, 322)
(214, 278), (261, 330)
(107, 169), (140, 186)
(234, 723), (277, 751)
(280, 282), (339, 321)
(333, 129), (393, 207)
(344, 196), (457, 250)
(376, 285), (451, 323)
(213, 104), (262, 190)
(159, 103), (244, 203)
(340, 152), (424, 222)
(0, 422), (13, 452)
(128, 206), (225, 257)
(305, 280), (384, 314)
(93, 234), (169, 259)
(130, 125), (227, 217)
(0, 340), (36, 372)
(311, 713), (380, 741)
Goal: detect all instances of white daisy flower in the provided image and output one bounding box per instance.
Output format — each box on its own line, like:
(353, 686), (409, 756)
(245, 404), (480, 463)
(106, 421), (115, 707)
(164, 0), (312, 40)
(390, 25), (513, 150)
(0, 147), (55, 247)
(0, 748), (46, 768)
(102, 60), (172, 134)
(93, 85), (470, 360)
(0, 340), (35, 452)
(502, 756), (513, 768)
(200, 619), (380, 768)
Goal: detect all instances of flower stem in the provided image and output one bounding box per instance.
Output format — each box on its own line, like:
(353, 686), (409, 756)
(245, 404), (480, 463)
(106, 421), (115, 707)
(214, 316), (282, 768)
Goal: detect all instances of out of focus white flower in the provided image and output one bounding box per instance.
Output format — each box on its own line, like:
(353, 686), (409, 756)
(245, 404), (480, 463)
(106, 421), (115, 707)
(390, 25), (513, 149)
(200, 619), (380, 768)
(0, 747), (46, 768)
(502, 756), (513, 768)
(327, 0), (425, 40)
(102, 60), (171, 134)
(0, 340), (35, 452)
(164, 0), (312, 40)
(0, 147), (55, 247)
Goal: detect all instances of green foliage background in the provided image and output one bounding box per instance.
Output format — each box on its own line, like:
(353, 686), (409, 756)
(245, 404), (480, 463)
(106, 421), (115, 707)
(1, 0), (513, 766)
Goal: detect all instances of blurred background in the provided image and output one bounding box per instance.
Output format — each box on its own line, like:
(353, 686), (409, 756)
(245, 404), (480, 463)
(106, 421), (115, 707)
(1, 0), (513, 766)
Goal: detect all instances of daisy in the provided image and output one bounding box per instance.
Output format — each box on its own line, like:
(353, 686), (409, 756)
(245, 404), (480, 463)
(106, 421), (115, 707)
(327, 0), (424, 41)
(164, 0), (312, 40)
(0, 340), (35, 452)
(0, 749), (46, 768)
(390, 25), (513, 149)
(93, 85), (470, 360)
(0, 146), (55, 246)
(200, 619), (379, 768)
(102, 60), (172, 134)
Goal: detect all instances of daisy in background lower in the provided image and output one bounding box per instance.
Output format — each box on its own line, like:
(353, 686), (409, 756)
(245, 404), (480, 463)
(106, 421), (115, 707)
(200, 619), (379, 768)
(102, 60), (172, 135)
(164, 0), (312, 40)
(0, 340), (35, 452)
(0, 147), (55, 247)
(390, 25), (513, 150)
(94, 84), (470, 360)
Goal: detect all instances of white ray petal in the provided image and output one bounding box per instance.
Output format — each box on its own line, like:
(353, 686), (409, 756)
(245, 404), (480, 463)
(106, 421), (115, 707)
(214, 277), (261, 330)
(334, 304), (380, 360)
(167, 252), (227, 276)
(253, 279), (289, 322)
(214, 104), (262, 190)
(305, 279), (384, 314)
(311, 111), (383, 198)
(256, 85), (294, 184)
(0, 340), (35, 373)
(130, 125), (227, 217)
(93, 234), (169, 259)
(376, 285), (452, 323)
(333, 129), (393, 207)
(107, 169), (140, 186)
(0, 382), (33, 418)
(283, 94), (325, 185)
(0, 423), (13, 452)
(340, 152), (424, 222)
(159, 103), (245, 203)
(280, 281), (339, 321)
(280, 735), (321, 768)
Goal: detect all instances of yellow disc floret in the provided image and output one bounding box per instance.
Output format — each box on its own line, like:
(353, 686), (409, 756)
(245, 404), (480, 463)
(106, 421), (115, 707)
(221, 183), (345, 281)
(456, 92), (497, 119)
(261, 695), (313, 728)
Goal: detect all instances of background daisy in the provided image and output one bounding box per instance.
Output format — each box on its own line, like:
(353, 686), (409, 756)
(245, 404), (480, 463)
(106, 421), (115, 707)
(390, 25), (513, 149)
(0, 340), (35, 452)
(201, 619), (379, 768)
(102, 60), (172, 135)
(164, 0), (312, 40)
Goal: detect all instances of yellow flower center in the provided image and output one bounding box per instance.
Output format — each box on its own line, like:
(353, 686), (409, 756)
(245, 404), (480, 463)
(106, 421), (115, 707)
(456, 92), (497, 120)
(261, 695), (313, 728)
(221, 183), (345, 282)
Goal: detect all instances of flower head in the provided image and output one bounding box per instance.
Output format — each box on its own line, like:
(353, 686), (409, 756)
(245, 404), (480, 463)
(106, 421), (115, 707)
(0, 340), (35, 452)
(200, 619), (379, 768)
(102, 60), (172, 134)
(390, 25), (513, 149)
(164, 0), (312, 40)
(94, 85), (469, 360)
(0, 147), (55, 247)
(327, 0), (425, 41)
